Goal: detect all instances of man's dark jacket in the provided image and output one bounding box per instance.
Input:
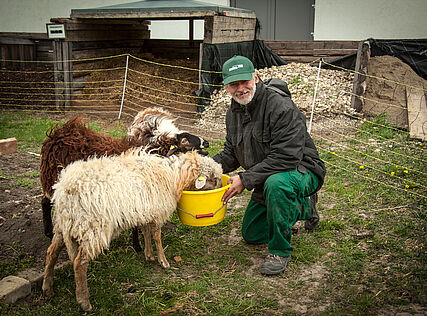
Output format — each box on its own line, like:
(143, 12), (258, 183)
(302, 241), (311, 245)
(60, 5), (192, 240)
(213, 78), (326, 205)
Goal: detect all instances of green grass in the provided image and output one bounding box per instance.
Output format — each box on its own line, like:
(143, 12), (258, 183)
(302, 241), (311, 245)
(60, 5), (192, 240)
(0, 112), (425, 315)
(0, 112), (58, 152)
(0, 242), (35, 278)
(0, 111), (129, 153)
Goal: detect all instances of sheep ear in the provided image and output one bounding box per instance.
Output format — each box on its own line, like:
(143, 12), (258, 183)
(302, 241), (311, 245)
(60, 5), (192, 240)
(167, 144), (178, 157)
(195, 175), (206, 189)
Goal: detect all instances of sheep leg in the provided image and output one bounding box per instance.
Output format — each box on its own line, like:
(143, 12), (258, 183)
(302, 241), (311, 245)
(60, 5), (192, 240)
(42, 197), (54, 239)
(74, 248), (92, 312)
(141, 225), (155, 261)
(153, 224), (170, 269)
(42, 232), (64, 297)
(131, 227), (143, 253)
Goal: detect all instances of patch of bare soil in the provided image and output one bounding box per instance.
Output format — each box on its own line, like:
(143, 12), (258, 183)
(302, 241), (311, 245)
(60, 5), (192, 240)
(364, 55), (427, 130)
(0, 151), (69, 279)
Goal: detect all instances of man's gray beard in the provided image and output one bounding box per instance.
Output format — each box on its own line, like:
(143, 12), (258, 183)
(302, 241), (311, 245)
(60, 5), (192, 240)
(232, 81), (256, 105)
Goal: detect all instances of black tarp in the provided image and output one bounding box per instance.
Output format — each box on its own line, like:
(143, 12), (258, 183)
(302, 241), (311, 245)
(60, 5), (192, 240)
(323, 38), (427, 80)
(195, 40), (287, 111)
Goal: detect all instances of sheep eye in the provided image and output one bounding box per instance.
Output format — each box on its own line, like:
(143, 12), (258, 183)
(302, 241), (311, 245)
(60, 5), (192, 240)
(180, 138), (190, 145)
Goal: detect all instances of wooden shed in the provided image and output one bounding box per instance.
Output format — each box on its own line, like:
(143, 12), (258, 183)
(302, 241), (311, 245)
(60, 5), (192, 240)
(50, 0), (256, 107)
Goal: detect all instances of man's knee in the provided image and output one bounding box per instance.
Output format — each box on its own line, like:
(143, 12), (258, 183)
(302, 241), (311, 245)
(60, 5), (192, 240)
(264, 172), (295, 195)
(241, 227), (267, 245)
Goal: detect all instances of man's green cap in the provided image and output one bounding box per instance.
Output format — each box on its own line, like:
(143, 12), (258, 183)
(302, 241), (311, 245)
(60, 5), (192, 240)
(222, 55), (255, 85)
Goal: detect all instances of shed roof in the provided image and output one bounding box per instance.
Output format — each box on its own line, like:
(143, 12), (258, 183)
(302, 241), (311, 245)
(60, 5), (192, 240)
(71, 0), (256, 19)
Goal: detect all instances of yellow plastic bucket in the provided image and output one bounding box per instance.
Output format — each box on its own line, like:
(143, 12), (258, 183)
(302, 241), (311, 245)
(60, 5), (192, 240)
(177, 174), (231, 226)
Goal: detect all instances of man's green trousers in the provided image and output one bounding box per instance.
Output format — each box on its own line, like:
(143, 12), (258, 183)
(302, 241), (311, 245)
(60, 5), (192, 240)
(241, 168), (319, 257)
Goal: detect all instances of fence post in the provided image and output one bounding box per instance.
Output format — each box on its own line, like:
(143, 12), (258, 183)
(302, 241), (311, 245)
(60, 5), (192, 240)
(118, 54), (129, 119)
(53, 40), (63, 110)
(351, 41), (370, 112)
(62, 41), (72, 108)
(53, 39), (72, 110)
(308, 59), (322, 134)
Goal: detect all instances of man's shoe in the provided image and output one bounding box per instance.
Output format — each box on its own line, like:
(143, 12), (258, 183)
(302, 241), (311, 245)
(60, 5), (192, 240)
(305, 193), (319, 232)
(260, 254), (291, 275)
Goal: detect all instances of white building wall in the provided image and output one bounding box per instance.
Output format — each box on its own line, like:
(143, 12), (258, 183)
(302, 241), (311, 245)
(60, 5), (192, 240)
(314, 0), (427, 40)
(0, 0), (129, 33)
(0, 0), (229, 39)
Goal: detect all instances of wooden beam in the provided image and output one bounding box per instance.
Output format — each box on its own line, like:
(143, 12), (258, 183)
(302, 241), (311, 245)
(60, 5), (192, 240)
(265, 40), (360, 50)
(54, 18), (150, 25)
(64, 22), (149, 31)
(276, 55), (340, 63)
(273, 49), (357, 56)
(204, 15), (256, 44)
(70, 11), (217, 19)
(407, 86), (427, 140)
(64, 29), (150, 42)
(70, 10), (255, 20)
(0, 38), (35, 45)
(62, 41), (72, 108)
(0, 32), (48, 40)
(53, 40), (64, 110)
(351, 41), (370, 112)
(53, 40), (72, 109)
(189, 18), (194, 45)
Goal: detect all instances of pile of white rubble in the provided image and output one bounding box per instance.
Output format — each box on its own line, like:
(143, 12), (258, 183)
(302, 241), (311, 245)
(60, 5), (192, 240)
(197, 63), (356, 133)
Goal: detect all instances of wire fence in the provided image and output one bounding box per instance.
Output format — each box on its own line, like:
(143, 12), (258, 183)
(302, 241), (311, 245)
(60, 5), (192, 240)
(0, 53), (425, 200)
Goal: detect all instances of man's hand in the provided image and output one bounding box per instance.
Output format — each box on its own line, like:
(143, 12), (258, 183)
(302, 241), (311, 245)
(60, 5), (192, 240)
(222, 175), (245, 204)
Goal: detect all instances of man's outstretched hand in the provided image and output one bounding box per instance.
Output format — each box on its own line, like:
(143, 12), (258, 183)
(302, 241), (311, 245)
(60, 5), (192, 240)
(222, 175), (245, 204)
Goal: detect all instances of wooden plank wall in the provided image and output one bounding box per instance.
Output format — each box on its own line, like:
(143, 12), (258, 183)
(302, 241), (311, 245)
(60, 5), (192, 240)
(142, 39), (202, 59)
(59, 19), (150, 60)
(265, 40), (359, 63)
(204, 16), (256, 44)
(0, 33), (52, 69)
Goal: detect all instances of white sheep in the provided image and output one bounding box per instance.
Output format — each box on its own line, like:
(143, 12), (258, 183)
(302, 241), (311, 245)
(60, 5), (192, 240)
(42, 148), (222, 312)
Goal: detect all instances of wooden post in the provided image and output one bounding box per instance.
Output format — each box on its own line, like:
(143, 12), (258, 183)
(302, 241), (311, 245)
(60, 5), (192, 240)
(198, 43), (203, 91)
(62, 41), (72, 108)
(189, 18), (194, 47)
(406, 86), (427, 141)
(197, 42), (204, 113)
(53, 40), (72, 110)
(53, 40), (64, 110)
(351, 41), (370, 112)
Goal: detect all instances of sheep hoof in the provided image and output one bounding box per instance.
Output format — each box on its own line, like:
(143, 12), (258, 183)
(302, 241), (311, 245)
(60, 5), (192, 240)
(160, 261), (170, 269)
(145, 254), (155, 261)
(79, 301), (92, 312)
(42, 287), (54, 297)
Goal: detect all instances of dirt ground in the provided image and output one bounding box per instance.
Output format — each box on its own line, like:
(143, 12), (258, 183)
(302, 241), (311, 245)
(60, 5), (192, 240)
(0, 151), (70, 279)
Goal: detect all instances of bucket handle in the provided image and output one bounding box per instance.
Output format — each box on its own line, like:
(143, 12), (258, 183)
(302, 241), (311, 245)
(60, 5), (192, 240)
(177, 204), (226, 219)
(196, 213), (214, 219)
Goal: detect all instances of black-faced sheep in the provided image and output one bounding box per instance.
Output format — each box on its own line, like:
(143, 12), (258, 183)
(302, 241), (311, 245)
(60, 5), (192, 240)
(126, 107), (209, 156)
(42, 148), (222, 312)
(40, 107), (209, 254)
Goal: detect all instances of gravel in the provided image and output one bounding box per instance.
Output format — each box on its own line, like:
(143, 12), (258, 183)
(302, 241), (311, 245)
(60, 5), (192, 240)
(197, 63), (356, 133)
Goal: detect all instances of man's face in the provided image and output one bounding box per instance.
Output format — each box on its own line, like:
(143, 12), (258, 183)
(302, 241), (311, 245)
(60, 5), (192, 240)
(225, 74), (259, 105)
